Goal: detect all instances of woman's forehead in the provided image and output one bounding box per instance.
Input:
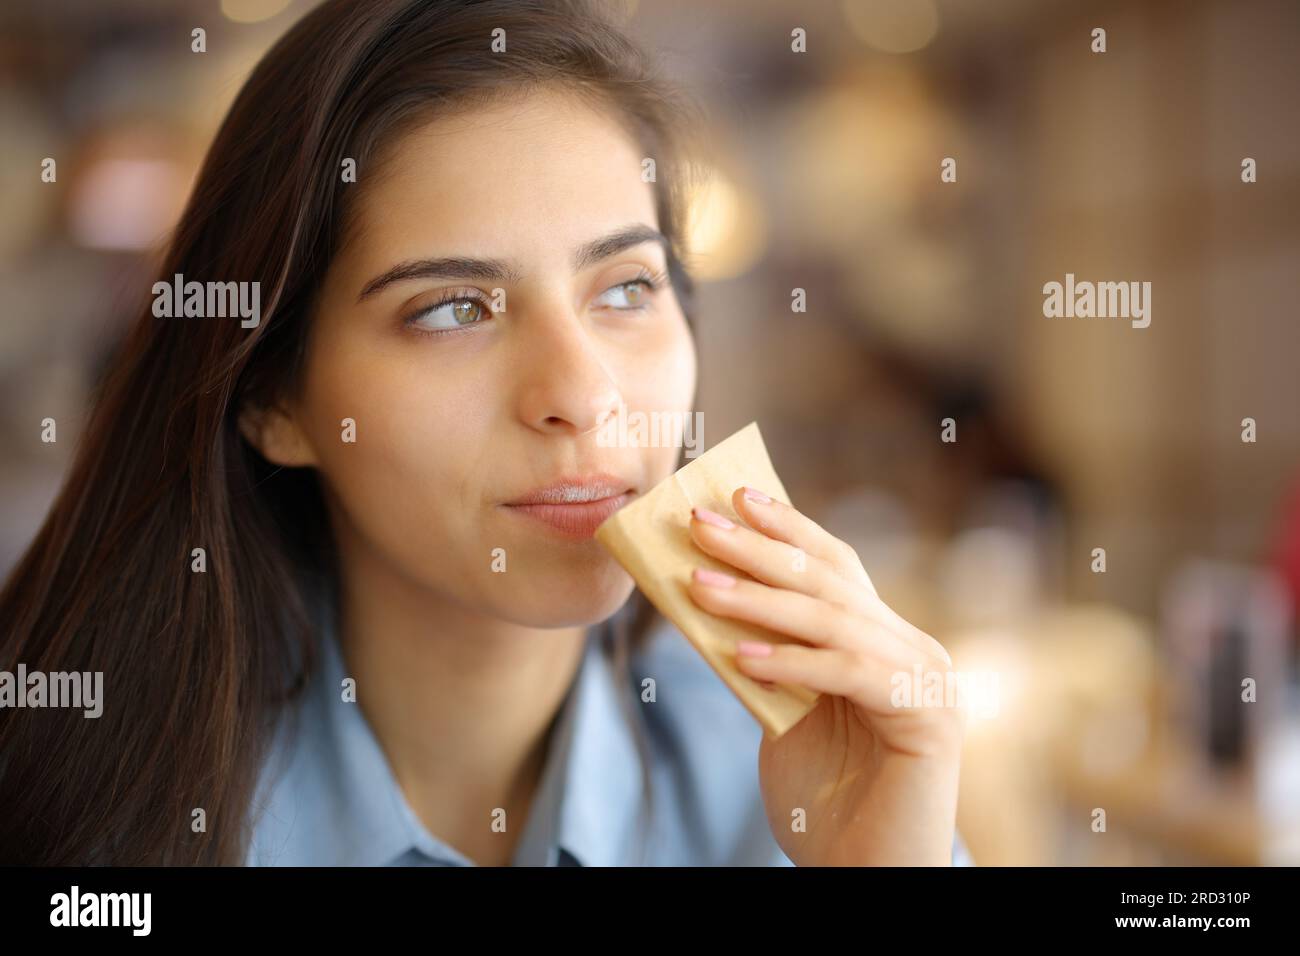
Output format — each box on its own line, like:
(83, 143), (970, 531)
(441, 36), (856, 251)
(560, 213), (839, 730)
(342, 92), (658, 265)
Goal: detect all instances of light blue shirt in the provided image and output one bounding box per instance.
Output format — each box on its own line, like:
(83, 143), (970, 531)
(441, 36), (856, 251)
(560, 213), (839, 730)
(246, 600), (975, 866)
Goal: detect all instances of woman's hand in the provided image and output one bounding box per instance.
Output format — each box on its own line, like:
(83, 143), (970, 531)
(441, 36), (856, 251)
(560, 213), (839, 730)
(686, 486), (967, 866)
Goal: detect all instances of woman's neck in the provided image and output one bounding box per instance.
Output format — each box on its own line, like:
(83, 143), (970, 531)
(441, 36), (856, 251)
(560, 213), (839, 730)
(332, 539), (588, 866)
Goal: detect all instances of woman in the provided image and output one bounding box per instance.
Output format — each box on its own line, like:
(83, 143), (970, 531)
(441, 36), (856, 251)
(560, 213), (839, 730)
(0, 0), (970, 866)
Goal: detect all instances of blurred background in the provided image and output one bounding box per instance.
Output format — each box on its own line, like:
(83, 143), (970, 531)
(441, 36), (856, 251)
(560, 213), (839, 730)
(1, 0), (1297, 864)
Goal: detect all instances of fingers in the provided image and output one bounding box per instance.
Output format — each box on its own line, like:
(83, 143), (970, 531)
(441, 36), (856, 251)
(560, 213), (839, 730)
(687, 567), (913, 661)
(873, 601), (953, 667)
(690, 490), (952, 667)
(689, 506), (862, 610)
(729, 640), (900, 715)
(731, 486), (877, 596)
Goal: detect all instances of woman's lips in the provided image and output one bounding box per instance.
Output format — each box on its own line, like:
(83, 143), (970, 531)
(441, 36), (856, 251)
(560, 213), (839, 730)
(503, 492), (633, 539)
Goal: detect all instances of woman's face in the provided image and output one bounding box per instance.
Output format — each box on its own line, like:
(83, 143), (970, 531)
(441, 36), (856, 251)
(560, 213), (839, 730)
(269, 87), (696, 627)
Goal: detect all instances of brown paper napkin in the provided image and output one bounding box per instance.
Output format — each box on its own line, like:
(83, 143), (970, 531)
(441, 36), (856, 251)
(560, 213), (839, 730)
(595, 421), (821, 739)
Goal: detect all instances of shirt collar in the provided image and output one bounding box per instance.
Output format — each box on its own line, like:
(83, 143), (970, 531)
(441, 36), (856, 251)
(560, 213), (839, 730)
(296, 603), (647, 867)
(546, 609), (647, 867)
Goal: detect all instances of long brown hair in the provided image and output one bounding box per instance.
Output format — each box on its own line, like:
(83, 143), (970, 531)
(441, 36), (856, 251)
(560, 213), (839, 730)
(0, 0), (703, 865)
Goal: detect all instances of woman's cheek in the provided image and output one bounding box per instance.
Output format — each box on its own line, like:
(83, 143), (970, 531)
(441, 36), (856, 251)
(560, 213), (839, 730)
(623, 328), (697, 483)
(304, 356), (455, 536)
(623, 314), (696, 410)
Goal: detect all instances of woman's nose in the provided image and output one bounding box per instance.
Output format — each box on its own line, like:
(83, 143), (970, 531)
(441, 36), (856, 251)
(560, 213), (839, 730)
(514, 310), (623, 437)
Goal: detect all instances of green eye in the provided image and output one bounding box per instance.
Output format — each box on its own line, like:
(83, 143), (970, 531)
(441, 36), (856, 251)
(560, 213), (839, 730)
(406, 296), (490, 333)
(595, 267), (665, 312)
(596, 278), (656, 310)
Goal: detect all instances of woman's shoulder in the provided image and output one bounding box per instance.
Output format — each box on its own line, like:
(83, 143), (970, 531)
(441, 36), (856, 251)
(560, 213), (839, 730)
(625, 616), (793, 866)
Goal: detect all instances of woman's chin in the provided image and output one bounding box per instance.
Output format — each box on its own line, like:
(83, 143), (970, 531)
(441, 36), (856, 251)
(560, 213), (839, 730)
(492, 564), (637, 629)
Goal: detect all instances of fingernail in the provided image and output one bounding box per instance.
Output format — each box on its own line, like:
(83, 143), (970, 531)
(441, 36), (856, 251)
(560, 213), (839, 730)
(692, 507), (735, 530)
(742, 487), (772, 504)
(693, 567), (736, 587)
(736, 639), (773, 657)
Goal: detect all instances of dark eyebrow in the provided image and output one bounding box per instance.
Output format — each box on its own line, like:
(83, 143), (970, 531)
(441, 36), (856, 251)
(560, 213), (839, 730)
(355, 224), (670, 303)
(571, 223), (670, 272)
